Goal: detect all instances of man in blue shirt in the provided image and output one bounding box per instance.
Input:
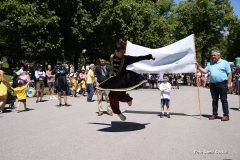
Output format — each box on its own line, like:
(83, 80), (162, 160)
(196, 50), (232, 121)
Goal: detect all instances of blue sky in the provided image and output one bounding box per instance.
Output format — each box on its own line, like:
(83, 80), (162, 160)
(174, 0), (240, 18)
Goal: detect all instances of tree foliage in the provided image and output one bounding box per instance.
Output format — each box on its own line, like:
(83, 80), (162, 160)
(172, 0), (235, 65)
(0, 0), (62, 67)
(0, 0), (239, 69)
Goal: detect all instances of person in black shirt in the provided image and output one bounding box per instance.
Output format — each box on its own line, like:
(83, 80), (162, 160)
(94, 58), (113, 116)
(52, 63), (70, 107)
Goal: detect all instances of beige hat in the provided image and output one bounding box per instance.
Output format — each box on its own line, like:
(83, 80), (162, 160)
(89, 64), (95, 69)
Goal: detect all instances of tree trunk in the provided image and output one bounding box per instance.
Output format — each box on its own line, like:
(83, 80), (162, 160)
(74, 51), (79, 70)
(201, 48), (206, 67)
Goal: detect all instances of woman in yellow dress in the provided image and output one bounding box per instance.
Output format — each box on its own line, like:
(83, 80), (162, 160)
(70, 74), (78, 97)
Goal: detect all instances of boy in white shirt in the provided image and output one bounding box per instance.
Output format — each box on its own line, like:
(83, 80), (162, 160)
(158, 74), (172, 118)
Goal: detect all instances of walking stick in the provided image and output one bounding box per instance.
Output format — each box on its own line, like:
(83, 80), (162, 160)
(196, 75), (202, 119)
(193, 34), (202, 119)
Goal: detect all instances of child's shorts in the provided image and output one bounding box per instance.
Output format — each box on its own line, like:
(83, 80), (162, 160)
(18, 99), (26, 102)
(161, 99), (170, 106)
(36, 81), (45, 91)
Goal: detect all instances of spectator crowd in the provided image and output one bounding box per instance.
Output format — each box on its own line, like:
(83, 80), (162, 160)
(0, 58), (240, 115)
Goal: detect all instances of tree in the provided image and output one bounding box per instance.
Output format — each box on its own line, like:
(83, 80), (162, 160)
(0, 0), (62, 68)
(226, 17), (240, 61)
(173, 0), (235, 66)
(83, 0), (175, 59)
(49, 0), (94, 68)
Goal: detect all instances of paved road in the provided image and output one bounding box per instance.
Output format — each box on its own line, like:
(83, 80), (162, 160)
(0, 86), (239, 160)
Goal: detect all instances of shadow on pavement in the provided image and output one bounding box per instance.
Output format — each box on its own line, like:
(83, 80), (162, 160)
(88, 122), (111, 126)
(124, 110), (215, 120)
(95, 111), (112, 116)
(230, 107), (240, 111)
(39, 100), (49, 102)
(89, 121), (149, 132)
(124, 110), (161, 115)
(17, 108), (35, 113)
(2, 109), (13, 114)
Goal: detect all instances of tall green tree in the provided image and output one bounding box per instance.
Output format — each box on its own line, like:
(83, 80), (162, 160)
(49, 0), (93, 68)
(84, 0), (174, 58)
(227, 17), (240, 61)
(0, 0), (62, 68)
(173, 0), (235, 66)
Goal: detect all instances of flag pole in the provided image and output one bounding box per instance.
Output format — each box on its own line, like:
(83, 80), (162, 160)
(193, 34), (202, 119)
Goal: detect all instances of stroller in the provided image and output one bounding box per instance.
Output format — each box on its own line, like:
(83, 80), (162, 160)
(5, 90), (16, 110)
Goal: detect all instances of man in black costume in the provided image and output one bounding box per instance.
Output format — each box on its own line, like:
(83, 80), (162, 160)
(90, 41), (154, 121)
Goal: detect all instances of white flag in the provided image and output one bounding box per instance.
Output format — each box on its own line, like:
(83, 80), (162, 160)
(126, 34), (196, 73)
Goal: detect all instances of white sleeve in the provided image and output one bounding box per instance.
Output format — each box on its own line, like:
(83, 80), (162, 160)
(43, 71), (46, 77)
(164, 83), (171, 93)
(159, 83), (165, 91)
(35, 71), (39, 79)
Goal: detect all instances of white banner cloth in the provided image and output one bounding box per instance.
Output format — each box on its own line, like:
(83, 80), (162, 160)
(126, 34), (196, 73)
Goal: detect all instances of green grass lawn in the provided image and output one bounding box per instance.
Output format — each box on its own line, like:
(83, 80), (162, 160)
(2, 58), (50, 95)
(4, 74), (12, 82)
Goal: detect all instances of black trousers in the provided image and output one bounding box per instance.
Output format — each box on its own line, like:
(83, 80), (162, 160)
(210, 81), (229, 116)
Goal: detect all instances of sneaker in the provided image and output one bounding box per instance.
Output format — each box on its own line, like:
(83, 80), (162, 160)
(25, 108), (30, 111)
(221, 116), (229, 121)
(164, 112), (167, 117)
(127, 100), (132, 106)
(98, 111), (103, 116)
(167, 113), (171, 118)
(36, 100), (39, 103)
(209, 115), (217, 120)
(87, 100), (94, 102)
(64, 103), (71, 107)
(159, 112), (163, 118)
(107, 110), (113, 116)
(118, 113), (126, 121)
(57, 103), (62, 107)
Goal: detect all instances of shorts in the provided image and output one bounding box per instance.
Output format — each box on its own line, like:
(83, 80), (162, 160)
(56, 85), (67, 93)
(36, 81), (45, 91)
(47, 82), (55, 89)
(55, 77), (67, 93)
(18, 99), (26, 102)
(161, 99), (170, 107)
